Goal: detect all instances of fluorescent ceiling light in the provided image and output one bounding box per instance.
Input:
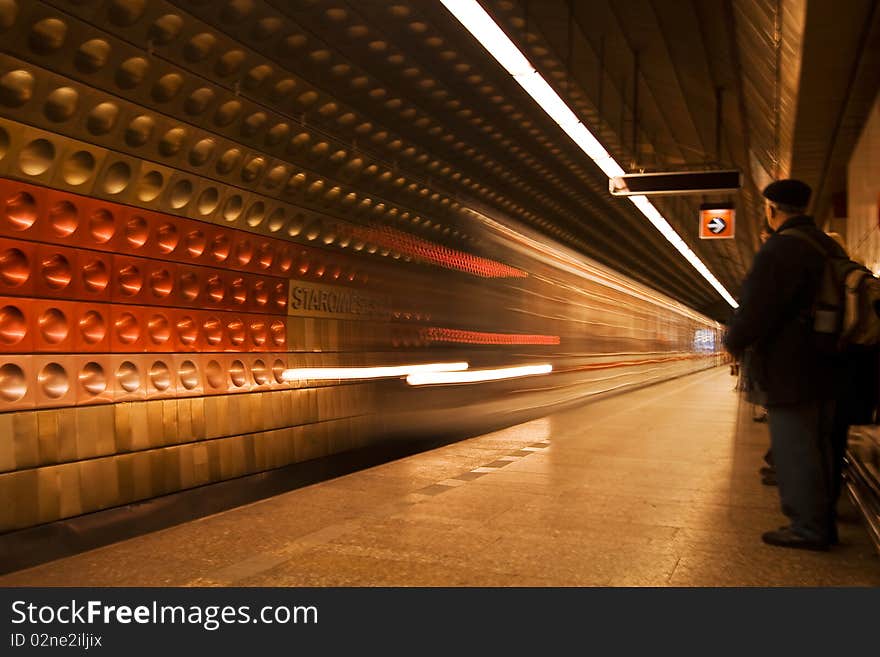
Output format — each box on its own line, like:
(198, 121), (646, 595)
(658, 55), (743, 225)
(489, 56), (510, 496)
(438, 0), (532, 75)
(440, 0), (738, 309)
(562, 122), (610, 160)
(593, 157), (626, 179)
(513, 71), (580, 128)
(407, 363), (553, 386)
(282, 362), (469, 381)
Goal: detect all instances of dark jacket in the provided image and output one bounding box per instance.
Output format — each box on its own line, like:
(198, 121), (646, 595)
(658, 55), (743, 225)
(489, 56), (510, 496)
(837, 344), (880, 425)
(724, 215), (841, 406)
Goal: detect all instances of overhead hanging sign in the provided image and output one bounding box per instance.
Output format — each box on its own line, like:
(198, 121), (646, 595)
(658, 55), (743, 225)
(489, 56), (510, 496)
(699, 205), (735, 239)
(609, 170), (742, 196)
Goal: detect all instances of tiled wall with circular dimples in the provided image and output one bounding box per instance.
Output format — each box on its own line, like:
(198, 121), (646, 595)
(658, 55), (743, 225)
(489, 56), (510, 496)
(0, 0), (529, 533)
(0, 1), (373, 531)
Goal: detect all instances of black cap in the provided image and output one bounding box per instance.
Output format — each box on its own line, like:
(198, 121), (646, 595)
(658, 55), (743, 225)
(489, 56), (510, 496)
(762, 179), (811, 209)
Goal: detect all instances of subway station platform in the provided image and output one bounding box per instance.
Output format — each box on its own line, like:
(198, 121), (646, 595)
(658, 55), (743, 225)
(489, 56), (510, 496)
(2, 367), (878, 587)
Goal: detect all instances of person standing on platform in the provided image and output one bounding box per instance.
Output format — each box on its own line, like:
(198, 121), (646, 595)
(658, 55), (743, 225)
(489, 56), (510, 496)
(751, 224), (772, 477)
(724, 179), (838, 551)
(822, 234), (880, 540)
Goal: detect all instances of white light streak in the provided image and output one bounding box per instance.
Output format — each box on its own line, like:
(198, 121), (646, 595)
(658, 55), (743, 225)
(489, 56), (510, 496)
(282, 362), (469, 381)
(562, 122), (611, 160)
(439, 0), (738, 309)
(513, 71), (580, 128)
(593, 157), (626, 179)
(438, 0), (532, 75)
(406, 364), (553, 385)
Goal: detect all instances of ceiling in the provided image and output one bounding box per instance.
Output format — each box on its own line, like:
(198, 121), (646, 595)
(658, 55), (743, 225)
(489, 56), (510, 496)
(257, 0), (877, 321)
(86, 0), (878, 322)
(444, 0), (879, 321)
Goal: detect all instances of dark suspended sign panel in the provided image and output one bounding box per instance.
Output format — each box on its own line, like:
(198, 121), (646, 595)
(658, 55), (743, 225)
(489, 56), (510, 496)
(609, 170), (742, 196)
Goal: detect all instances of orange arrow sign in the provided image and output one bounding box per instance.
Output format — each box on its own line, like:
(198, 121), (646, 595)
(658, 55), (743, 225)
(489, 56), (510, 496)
(699, 208), (735, 239)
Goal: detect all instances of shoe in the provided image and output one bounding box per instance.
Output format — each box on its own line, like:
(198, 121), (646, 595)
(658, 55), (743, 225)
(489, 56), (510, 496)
(762, 527), (829, 551)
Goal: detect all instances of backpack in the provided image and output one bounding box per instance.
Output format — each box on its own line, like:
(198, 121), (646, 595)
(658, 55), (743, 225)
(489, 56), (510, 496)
(780, 227), (880, 348)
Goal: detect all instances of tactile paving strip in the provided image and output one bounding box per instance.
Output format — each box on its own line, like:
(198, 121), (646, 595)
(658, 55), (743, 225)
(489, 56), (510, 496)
(412, 441), (552, 498)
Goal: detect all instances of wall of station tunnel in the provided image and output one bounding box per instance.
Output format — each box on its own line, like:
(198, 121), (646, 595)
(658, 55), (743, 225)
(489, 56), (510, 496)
(847, 95), (880, 273)
(0, 0), (727, 535)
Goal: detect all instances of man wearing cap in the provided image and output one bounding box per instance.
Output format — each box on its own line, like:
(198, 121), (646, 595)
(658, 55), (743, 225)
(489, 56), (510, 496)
(725, 178), (840, 551)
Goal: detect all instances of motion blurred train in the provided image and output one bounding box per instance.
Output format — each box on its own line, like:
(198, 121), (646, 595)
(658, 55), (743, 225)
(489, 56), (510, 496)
(0, 171), (724, 535)
(0, 0), (723, 536)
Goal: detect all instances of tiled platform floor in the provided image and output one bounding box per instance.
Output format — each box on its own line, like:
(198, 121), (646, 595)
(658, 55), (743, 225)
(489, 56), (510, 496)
(2, 367), (878, 586)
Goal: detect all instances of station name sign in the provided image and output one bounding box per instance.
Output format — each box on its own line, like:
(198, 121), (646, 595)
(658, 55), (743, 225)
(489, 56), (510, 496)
(289, 282), (391, 319)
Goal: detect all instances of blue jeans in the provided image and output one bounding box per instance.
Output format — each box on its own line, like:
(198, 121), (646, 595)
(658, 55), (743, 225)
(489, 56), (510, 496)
(767, 399), (835, 541)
